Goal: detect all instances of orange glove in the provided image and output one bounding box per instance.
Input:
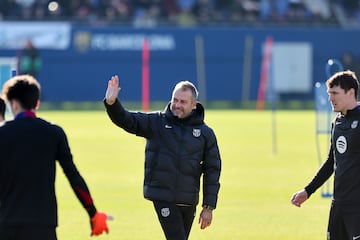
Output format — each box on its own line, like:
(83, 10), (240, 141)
(90, 211), (110, 236)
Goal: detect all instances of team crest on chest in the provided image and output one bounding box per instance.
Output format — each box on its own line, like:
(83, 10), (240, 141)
(161, 207), (170, 217)
(351, 120), (358, 129)
(193, 129), (201, 137)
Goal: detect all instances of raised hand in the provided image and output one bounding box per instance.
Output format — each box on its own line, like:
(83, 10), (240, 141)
(105, 75), (121, 105)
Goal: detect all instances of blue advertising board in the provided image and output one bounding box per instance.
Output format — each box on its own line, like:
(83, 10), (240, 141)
(1, 23), (360, 103)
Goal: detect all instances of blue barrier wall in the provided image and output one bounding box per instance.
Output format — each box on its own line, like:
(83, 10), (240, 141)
(1, 25), (360, 102)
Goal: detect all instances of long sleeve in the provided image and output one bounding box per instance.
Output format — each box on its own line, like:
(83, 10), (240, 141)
(304, 146), (334, 198)
(104, 98), (154, 138)
(56, 126), (97, 218)
(201, 127), (221, 209)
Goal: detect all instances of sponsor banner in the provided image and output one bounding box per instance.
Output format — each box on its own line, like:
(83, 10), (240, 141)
(73, 31), (176, 52)
(0, 22), (71, 50)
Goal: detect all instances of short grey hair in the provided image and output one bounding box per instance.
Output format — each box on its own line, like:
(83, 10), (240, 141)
(172, 81), (198, 101)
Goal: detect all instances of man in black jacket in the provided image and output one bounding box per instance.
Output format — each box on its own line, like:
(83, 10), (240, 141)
(0, 75), (110, 240)
(291, 70), (360, 240)
(104, 75), (221, 240)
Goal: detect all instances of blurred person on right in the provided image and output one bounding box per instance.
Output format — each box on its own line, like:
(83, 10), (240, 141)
(291, 70), (360, 239)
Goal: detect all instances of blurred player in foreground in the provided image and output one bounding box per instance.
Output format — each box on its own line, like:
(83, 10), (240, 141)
(0, 75), (110, 240)
(104, 75), (221, 240)
(291, 70), (360, 239)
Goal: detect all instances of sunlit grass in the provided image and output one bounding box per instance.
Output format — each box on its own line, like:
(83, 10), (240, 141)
(35, 109), (332, 240)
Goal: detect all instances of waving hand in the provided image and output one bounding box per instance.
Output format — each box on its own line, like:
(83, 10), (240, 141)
(105, 75), (121, 105)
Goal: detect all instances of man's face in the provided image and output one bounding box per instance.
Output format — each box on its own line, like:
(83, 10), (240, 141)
(327, 85), (354, 114)
(170, 89), (196, 119)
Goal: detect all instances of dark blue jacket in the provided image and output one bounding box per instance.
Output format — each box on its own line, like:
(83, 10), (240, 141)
(104, 100), (221, 208)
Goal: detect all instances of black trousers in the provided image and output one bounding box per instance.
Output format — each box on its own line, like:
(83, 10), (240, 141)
(153, 200), (196, 240)
(0, 226), (57, 240)
(327, 202), (360, 240)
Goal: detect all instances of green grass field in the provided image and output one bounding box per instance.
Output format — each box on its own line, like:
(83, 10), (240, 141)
(36, 109), (333, 240)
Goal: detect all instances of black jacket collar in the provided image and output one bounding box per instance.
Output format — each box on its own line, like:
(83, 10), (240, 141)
(164, 102), (205, 125)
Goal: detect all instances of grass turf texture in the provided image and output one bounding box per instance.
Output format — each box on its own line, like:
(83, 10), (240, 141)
(36, 109), (332, 239)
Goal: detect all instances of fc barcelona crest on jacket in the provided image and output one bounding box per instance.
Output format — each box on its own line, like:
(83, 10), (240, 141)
(193, 129), (201, 137)
(161, 207), (170, 217)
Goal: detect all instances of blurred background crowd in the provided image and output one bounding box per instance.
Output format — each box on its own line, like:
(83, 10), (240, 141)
(1, 0), (360, 27)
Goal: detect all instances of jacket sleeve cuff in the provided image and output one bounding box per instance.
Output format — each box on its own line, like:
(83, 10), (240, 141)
(202, 204), (215, 210)
(103, 98), (118, 106)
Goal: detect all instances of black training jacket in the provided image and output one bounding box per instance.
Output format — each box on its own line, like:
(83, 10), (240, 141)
(305, 105), (360, 204)
(0, 116), (96, 227)
(105, 99), (221, 208)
